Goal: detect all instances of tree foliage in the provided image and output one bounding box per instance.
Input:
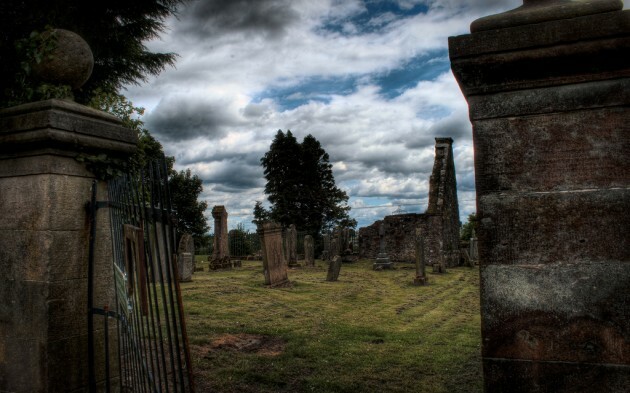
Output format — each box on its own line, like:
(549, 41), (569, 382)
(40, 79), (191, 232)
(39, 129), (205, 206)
(169, 169), (210, 241)
(0, 0), (186, 107)
(260, 130), (355, 236)
(460, 213), (478, 241)
(89, 91), (208, 243)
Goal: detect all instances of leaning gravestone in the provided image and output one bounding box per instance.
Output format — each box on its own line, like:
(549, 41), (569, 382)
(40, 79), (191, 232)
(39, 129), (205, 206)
(177, 233), (195, 282)
(326, 255), (342, 282)
(304, 235), (315, 267)
(261, 222), (289, 287)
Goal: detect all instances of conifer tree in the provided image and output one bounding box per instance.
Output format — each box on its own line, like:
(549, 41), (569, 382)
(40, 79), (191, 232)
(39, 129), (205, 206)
(260, 130), (354, 237)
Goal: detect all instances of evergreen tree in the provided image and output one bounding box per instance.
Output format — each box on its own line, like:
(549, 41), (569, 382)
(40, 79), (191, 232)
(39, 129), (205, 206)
(252, 201), (270, 228)
(169, 169), (210, 242)
(0, 0), (186, 107)
(260, 130), (354, 237)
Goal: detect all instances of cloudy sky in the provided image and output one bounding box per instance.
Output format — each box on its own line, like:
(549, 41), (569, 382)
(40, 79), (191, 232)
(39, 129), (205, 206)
(124, 0), (524, 232)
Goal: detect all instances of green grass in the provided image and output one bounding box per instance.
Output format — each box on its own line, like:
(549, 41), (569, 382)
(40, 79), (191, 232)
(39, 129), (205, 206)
(183, 257), (482, 393)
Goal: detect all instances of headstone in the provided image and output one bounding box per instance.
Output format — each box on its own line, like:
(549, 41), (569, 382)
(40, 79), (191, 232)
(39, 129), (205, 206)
(210, 205), (230, 268)
(413, 229), (428, 285)
(326, 255), (342, 282)
(177, 233), (194, 281)
(322, 233), (331, 261)
(178, 253), (193, 282)
(304, 235), (315, 267)
(260, 222), (289, 287)
(373, 222), (394, 270)
(450, 1), (630, 390)
(286, 224), (298, 267)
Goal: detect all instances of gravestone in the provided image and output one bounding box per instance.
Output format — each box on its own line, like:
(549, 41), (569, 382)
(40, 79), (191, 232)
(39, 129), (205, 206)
(450, 1), (630, 390)
(321, 233), (331, 261)
(373, 222), (394, 270)
(413, 229), (428, 285)
(210, 205), (230, 269)
(326, 256), (342, 282)
(260, 222), (289, 287)
(177, 233), (194, 282)
(286, 224), (298, 267)
(304, 235), (315, 267)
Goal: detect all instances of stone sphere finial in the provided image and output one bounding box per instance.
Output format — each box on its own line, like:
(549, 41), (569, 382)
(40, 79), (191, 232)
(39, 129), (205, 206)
(31, 29), (94, 90)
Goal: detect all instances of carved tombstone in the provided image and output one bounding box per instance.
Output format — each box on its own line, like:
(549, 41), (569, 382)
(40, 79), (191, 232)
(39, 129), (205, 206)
(322, 233), (331, 261)
(373, 222), (393, 270)
(304, 235), (315, 267)
(177, 233), (194, 282)
(413, 228), (428, 286)
(326, 256), (342, 282)
(286, 224), (298, 267)
(261, 222), (289, 287)
(210, 205), (230, 268)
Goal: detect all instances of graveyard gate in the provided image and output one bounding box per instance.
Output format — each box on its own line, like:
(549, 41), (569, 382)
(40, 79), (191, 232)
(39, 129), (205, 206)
(87, 160), (194, 392)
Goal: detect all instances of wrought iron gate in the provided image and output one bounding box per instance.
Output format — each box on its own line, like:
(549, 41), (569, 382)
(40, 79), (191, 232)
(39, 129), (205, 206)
(88, 160), (194, 392)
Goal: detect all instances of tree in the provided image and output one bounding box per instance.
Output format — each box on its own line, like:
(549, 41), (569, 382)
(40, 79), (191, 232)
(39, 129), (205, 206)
(169, 169), (210, 242)
(0, 0), (186, 107)
(460, 213), (478, 242)
(252, 201), (270, 228)
(260, 130), (354, 237)
(89, 91), (208, 244)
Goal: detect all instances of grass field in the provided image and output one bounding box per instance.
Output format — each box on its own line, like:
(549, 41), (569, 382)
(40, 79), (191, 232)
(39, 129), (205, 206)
(181, 258), (482, 393)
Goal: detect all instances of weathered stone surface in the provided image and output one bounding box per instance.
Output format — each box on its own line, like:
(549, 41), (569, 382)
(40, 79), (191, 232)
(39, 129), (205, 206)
(471, 0), (622, 33)
(359, 138), (459, 268)
(0, 99), (130, 391)
(178, 233), (195, 281)
(326, 256), (342, 282)
(31, 29), (94, 89)
(260, 222), (289, 287)
(304, 235), (315, 267)
(211, 205), (229, 262)
(450, 4), (630, 391)
(286, 224), (298, 267)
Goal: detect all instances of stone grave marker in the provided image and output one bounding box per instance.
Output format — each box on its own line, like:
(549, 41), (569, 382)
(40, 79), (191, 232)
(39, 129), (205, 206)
(413, 229), (428, 285)
(177, 233), (194, 282)
(326, 255), (342, 282)
(261, 222), (289, 287)
(286, 224), (298, 267)
(304, 235), (315, 267)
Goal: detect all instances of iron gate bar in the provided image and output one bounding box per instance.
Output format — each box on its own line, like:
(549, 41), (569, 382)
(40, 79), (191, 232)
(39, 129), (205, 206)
(85, 159), (194, 393)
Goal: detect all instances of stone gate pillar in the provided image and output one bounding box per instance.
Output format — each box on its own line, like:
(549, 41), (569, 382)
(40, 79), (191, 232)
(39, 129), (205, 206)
(0, 99), (137, 392)
(449, 1), (629, 391)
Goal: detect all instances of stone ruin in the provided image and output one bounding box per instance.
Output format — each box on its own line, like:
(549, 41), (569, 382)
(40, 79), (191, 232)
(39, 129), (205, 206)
(450, 1), (630, 390)
(359, 137), (461, 272)
(208, 205), (232, 270)
(177, 233), (194, 282)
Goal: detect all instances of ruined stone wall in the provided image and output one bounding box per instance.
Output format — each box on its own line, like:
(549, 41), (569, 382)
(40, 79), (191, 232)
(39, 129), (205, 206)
(358, 137), (460, 267)
(358, 213), (444, 266)
(449, 2), (630, 391)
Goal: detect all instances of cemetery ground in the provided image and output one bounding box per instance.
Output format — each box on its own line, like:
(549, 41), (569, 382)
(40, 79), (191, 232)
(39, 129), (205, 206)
(182, 258), (482, 392)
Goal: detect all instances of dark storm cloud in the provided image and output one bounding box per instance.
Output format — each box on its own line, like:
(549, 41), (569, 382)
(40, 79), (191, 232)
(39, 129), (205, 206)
(177, 0), (299, 39)
(201, 160), (265, 191)
(145, 97), (238, 141)
(404, 114), (471, 149)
